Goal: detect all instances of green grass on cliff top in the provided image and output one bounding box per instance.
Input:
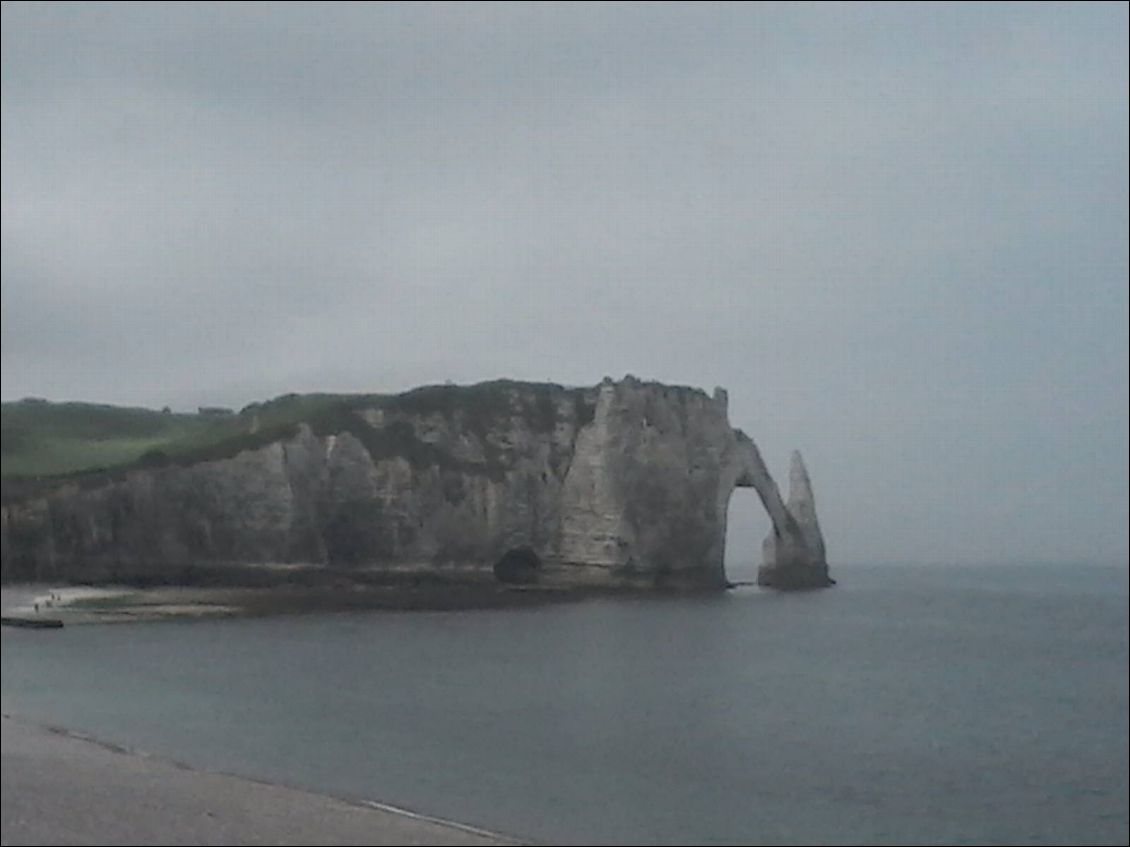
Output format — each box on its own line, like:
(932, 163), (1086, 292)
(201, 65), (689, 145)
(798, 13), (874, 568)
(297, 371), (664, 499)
(1, 400), (210, 478)
(0, 381), (585, 482)
(0, 394), (359, 479)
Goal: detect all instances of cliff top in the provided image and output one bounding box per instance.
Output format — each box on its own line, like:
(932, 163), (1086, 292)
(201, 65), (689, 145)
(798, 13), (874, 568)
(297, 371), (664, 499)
(1, 377), (717, 490)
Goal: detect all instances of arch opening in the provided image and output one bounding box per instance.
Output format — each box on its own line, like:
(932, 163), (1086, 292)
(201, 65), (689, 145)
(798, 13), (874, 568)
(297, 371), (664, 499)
(724, 488), (772, 585)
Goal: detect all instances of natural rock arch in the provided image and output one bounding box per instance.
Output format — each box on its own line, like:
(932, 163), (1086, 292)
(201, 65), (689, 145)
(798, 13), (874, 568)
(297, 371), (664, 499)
(726, 435), (833, 589)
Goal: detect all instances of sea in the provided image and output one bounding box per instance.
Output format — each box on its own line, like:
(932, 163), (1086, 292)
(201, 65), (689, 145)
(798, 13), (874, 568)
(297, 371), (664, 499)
(2, 562), (1127, 846)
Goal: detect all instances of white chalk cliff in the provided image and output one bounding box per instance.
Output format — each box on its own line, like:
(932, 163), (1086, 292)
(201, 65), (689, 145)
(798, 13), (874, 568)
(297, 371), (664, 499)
(1, 378), (831, 590)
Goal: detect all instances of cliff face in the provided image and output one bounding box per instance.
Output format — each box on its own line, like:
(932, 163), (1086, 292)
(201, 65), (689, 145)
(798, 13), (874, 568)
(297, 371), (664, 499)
(1, 378), (831, 589)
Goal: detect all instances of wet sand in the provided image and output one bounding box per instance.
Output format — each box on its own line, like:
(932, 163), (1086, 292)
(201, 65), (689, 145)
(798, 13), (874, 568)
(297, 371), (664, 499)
(1, 714), (519, 846)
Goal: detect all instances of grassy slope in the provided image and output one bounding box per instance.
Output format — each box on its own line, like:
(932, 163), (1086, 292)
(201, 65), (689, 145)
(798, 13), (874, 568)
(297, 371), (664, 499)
(0, 381), (583, 483)
(0, 395), (352, 480)
(1, 401), (213, 478)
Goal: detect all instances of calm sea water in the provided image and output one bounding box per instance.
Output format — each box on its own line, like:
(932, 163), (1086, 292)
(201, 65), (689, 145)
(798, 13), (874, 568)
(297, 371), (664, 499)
(3, 563), (1127, 845)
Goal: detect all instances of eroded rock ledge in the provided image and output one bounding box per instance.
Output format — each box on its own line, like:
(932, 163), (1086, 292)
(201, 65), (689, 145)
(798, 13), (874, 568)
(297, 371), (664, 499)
(1, 377), (831, 591)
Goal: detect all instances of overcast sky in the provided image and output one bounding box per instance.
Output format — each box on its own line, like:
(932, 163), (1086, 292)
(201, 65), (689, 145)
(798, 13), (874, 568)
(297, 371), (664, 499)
(2, 2), (1127, 566)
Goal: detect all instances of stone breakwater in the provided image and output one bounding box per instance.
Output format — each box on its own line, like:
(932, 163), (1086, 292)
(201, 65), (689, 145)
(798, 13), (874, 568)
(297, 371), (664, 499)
(1, 377), (831, 590)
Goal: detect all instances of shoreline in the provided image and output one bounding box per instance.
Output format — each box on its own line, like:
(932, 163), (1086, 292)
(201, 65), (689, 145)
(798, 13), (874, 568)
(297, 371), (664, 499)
(1, 578), (742, 626)
(0, 581), (590, 626)
(0, 712), (523, 846)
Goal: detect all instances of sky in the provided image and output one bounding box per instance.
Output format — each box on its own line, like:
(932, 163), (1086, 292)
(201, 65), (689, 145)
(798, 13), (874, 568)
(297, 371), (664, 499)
(2, 2), (1127, 566)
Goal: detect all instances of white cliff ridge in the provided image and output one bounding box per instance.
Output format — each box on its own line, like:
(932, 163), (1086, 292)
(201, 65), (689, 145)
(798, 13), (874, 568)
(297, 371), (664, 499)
(1, 377), (832, 591)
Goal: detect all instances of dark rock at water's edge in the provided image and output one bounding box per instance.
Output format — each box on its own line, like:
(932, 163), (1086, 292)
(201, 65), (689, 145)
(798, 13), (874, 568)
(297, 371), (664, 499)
(1, 616), (64, 629)
(756, 564), (836, 590)
(0, 377), (831, 592)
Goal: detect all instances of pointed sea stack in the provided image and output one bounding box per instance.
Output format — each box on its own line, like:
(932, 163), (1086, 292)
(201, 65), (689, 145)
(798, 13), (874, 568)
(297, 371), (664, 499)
(757, 451), (834, 590)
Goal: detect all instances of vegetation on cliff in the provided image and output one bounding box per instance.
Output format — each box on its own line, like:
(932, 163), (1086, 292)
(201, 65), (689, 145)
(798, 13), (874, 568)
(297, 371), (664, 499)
(1, 400), (213, 478)
(1, 381), (593, 493)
